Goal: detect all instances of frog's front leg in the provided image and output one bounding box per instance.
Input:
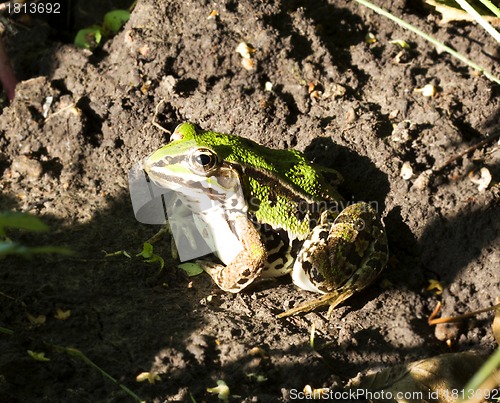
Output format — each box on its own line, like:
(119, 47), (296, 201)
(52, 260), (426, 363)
(200, 215), (268, 293)
(280, 202), (388, 318)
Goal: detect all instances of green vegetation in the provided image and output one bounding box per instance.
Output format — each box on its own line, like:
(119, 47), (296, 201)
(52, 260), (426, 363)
(354, 0), (500, 84)
(74, 9), (131, 50)
(0, 211), (72, 258)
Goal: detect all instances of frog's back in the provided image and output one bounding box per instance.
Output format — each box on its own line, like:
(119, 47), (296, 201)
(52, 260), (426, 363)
(191, 127), (343, 203)
(173, 123), (344, 238)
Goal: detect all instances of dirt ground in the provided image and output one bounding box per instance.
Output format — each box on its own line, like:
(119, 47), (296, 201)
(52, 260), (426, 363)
(0, 0), (499, 401)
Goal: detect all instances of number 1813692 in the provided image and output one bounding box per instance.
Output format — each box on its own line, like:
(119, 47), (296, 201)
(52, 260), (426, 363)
(6, 2), (60, 14)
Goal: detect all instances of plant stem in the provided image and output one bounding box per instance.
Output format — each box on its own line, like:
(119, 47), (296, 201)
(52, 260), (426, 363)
(64, 347), (144, 402)
(458, 347), (500, 403)
(0, 326), (14, 335)
(454, 0), (500, 41)
(0, 326), (144, 402)
(352, 0), (500, 85)
(476, 0), (500, 19)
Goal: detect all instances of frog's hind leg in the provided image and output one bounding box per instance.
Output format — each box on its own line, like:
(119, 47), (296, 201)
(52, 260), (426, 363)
(281, 202), (388, 318)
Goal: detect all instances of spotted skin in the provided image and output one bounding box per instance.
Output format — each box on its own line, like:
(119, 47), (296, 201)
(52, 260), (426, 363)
(143, 122), (389, 316)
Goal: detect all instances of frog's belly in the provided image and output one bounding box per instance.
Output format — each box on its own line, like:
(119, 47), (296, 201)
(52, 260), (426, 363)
(193, 212), (244, 264)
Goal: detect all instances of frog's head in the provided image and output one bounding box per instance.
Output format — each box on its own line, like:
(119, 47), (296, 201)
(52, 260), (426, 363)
(143, 123), (240, 194)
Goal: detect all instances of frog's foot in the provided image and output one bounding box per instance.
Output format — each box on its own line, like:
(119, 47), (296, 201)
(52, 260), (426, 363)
(277, 289), (354, 318)
(198, 253), (265, 293)
(283, 202), (388, 317)
(199, 215), (268, 293)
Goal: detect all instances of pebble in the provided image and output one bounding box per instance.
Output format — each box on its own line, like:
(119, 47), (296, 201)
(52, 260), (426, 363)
(11, 155), (43, 180)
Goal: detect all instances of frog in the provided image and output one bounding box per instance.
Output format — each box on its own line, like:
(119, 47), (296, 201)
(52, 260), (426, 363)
(143, 122), (388, 317)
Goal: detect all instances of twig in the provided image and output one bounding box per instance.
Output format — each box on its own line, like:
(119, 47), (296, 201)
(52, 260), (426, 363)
(44, 103), (79, 122)
(151, 99), (170, 134)
(428, 301), (500, 325)
(432, 131), (500, 173)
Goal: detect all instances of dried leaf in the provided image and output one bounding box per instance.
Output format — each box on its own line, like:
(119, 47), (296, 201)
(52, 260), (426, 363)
(493, 298), (500, 346)
(136, 371), (161, 384)
(54, 308), (71, 320)
(347, 352), (492, 403)
(413, 170), (432, 190)
(425, 0), (500, 25)
(26, 313), (46, 325)
(207, 10), (219, 19)
(27, 350), (50, 362)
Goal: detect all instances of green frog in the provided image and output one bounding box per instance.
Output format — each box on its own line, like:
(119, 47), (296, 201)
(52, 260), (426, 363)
(143, 122), (388, 317)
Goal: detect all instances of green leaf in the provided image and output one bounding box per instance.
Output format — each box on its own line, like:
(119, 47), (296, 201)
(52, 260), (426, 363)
(206, 380), (230, 402)
(74, 26), (103, 50)
(28, 246), (73, 256)
(103, 10), (130, 33)
(137, 242), (164, 270)
(0, 212), (49, 236)
(178, 262), (204, 277)
(390, 39), (411, 49)
(27, 350), (50, 362)
(137, 242), (154, 259)
(0, 241), (25, 256)
(0, 241), (73, 258)
(144, 255), (164, 270)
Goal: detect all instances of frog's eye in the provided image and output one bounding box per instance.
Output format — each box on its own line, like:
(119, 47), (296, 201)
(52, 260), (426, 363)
(189, 148), (218, 174)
